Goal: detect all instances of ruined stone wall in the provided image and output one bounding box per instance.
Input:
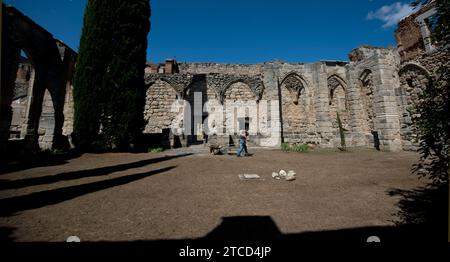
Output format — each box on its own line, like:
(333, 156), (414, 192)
(62, 84), (74, 138)
(395, 1), (438, 62)
(346, 47), (403, 151)
(10, 60), (32, 138)
(397, 46), (449, 150)
(395, 15), (425, 61)
(179, 62), (262, 75)
(144, 49), (411, 152)
(144, 80), (181, 134)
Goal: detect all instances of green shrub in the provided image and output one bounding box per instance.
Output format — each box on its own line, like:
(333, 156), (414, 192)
(337, 112), (347, 151)
(148, 147), (164, 153)
(281, 143), (309, 153)
(281, 143), (290, 151)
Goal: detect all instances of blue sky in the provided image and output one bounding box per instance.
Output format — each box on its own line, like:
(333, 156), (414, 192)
(4, 0), (419, 63)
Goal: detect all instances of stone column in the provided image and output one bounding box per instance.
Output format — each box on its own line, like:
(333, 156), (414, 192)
(344, 65), (367, 147)
(415, 8), (438, 53)
(417, 19), (433, 52)
(371, 51), (402, 152)
(0, 27), (20, 155)
(47, 68), (68, 150)
(314, 63), (334, 147)
(260, 63), (281, 147)
(23, 67), (47, 151)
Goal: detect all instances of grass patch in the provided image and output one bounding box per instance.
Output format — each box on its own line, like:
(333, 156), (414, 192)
(148, 147), (164, 153)
(281, 143), (309, 153)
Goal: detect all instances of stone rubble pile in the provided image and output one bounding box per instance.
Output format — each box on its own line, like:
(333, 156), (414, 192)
(272, 169), (296, 181)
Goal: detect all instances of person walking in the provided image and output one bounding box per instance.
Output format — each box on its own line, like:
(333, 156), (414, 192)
(236, 129), (249, 157)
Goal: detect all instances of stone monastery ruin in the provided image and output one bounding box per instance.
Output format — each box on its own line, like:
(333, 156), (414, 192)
(1, 1), (446, 154)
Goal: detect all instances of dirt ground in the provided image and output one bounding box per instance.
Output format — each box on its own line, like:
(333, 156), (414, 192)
(0, 148), (427, 242)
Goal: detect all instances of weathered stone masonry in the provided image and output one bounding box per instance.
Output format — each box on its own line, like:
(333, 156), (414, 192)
(2, 1), (444, 153)
(144, 48), (406, 151)
(1, 5), (76, 154)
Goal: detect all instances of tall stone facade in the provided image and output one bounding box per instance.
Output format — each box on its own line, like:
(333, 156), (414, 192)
(3, 1), (445, 153)
(143, 49), (405, 151)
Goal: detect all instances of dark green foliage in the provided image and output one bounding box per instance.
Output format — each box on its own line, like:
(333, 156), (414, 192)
(412, 56), (449, 185)
(100, 1), (150, 150)
(72, 0), (108, 150)
(388, 184), (448, 240)
(433, 0), (450, 43)
(410, 0), (449, 185)
(72, 0), (150, 151)
(336, 112), (346, 151)
(148, 147), (164, 153)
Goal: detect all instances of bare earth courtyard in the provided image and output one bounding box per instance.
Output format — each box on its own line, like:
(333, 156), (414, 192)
(0, 148), (427, 242)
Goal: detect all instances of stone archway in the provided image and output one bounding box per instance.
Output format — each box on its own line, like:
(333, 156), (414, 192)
(397, 63), (433, 150)
(144, 80), (181, 134)
(279, 73), (312, 143)
(327, 74), (349, 129)
(1, 5), (76, 153)
(223, 81), (257, 137)
(359, 69), (379, 149)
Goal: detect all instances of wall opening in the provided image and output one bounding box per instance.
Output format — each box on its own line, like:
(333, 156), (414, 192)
(9, 49), (34, 140)
(38, 89), (55, 150)
(359, 69), (377, 149)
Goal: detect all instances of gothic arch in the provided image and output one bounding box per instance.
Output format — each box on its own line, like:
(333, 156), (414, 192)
(396, 62), (433, 150)
(327, 74), (349, 129)
(279, 71), (309, 87)
(222, 79), (256, 100)
(327, 74), (347, 105)
(279, 72), (314, 141)
(2, 5), (76, 152)
(144, 74), (193, 99)
(145, 79), (181, 99)
(279, 73), (308, 105)
(398, 62), (432, 79)
(206, 74), (264, 104)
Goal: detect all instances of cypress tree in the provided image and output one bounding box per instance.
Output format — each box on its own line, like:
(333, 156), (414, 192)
(73, 0), (150, 151)
(100, 0), (151, 150)
(72, 0), (112, 150)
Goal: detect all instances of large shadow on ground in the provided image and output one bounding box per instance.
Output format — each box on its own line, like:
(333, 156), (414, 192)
(0, 166), (176, 217)
(193, 216), (445, 243)
(0, 150), (83, 175)
(2, 214), (446, 243)
(387, 182), (448, 241)
(0, 153), (191, 190)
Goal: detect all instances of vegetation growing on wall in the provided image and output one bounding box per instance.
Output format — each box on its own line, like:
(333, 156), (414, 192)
(337, 112), (346, 151)
(411, 0), (449, 185)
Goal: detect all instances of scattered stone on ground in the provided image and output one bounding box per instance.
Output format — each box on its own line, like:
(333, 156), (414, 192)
(272, 169), (296, 181)
(238, 174), (263, 181)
